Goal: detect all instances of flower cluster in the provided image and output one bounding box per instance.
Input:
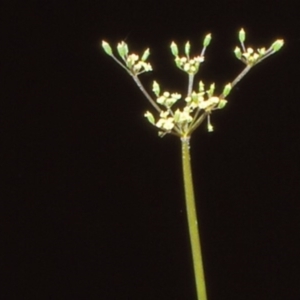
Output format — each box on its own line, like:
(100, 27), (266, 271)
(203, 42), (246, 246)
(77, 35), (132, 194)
(234, 28), (284, 66)
(102, 41), (152, 75)
(174, 54), (204, 75)
(102, 29), (283, 137)
(144, 81), (231, 135)
(185, 81), (230, 111)
(170, 34), (211, 75)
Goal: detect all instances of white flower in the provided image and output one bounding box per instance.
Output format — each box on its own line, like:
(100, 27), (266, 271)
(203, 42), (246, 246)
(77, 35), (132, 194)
(156, 118), (174, 131)
(199, 96), (219, 110)
(126, 54), (139, 65)
(174, 108), (193, 124)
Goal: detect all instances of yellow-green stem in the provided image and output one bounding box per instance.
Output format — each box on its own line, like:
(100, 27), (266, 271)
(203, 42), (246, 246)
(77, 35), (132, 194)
(181, 136), (207, 300)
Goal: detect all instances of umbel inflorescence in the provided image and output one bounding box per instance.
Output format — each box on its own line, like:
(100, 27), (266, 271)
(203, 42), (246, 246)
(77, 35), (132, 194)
(102, 28), (283, 300)
(102, 29), (283, 138)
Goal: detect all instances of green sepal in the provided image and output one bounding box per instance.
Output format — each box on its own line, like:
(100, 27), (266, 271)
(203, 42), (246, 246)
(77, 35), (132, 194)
(234, 47), (242, 60)
(222, 83), (231, 97)
(185, 41), (191, 56)
(170, 42), (179, 57)
(208, 83), (215, 97)
(198, 81), (205, 93)
(239, 28), (246, 44)
(203, 33), (212, 47)
(102, 41), (113, 56)
(174, 57), (182, 69)
(144, 111), (155, 125)
(271, 39), (284, 52)
(217, 99), (228, 109)
(117, 42), (129, 59)
(141, 48), (150, 61)
(152, 81), (160, 97)
(233, 47), (242, 59)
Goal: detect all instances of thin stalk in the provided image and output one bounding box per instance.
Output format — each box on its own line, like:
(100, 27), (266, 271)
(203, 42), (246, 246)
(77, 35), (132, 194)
(230, 64), (252, 89)
(187, 74), (194, 96)
(189, 111), (209, 136)
(181, 136), (207, 300)
(131, 75), (161, 113)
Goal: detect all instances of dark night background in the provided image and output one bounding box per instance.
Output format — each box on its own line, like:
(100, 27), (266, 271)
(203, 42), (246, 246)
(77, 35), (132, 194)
(1, 1), (300, 299)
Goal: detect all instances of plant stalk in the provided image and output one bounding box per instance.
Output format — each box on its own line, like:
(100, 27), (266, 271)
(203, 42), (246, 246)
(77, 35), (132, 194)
(181, 136), (207, 300)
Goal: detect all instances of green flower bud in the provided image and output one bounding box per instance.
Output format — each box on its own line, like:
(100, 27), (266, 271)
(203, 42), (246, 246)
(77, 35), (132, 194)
(185, 41), (191, 56)
(170, 42), (179, 57)
(102, 41), (113, 56)
(222, 83), (232, 97)
(152, 81), (160, 97)
(234, 46), (242, 60)
(174, 56), (182, 69)
(141, 48), (150, 61)
(203, 33), (212, 47)
(239, 28), (246, 44)
(144, 111), (155, 125)
(117, 41), (129, 59)
(173, 109), (181, 123)
(271, 39), (284, 52)
(199, 81), (205, 92)
(217, 99), (228, 109)
(208, 83), (215, 97)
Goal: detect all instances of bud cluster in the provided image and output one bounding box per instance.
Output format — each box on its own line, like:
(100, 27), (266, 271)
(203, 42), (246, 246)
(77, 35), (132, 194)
(170, 34), (211, 75)
(102, 41), (152, 75)
(144, 81), (231, 135)
(234, 28), (284, 66)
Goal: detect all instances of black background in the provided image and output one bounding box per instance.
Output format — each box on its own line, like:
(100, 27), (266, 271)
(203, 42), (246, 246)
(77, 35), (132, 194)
(2, 1), (300, 299)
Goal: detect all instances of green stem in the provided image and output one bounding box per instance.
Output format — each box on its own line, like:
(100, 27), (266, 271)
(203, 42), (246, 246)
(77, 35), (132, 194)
(181, 136), (207, 300)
